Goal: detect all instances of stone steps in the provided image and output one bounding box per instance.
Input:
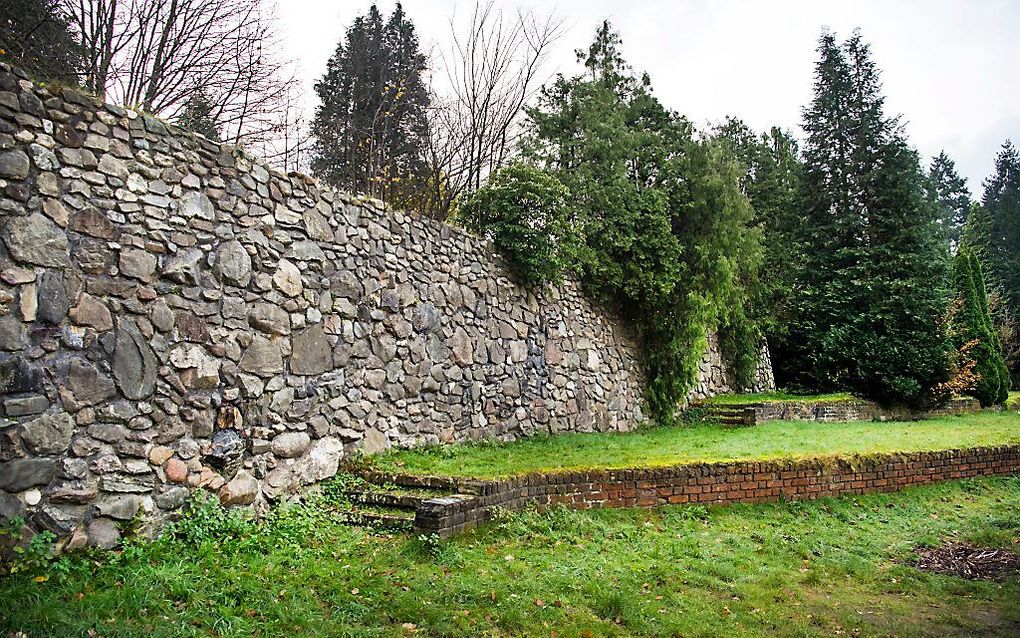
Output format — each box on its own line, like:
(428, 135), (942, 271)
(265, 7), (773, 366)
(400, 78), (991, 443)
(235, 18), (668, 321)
(346, 490), (431, 510)
(335, 504), (416, 531)
(699, 404), (755, 426)
(335, 473), (473, 533)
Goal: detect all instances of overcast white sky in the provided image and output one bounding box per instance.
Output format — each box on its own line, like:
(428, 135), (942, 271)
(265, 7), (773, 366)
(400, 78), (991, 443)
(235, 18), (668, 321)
(277, 0), (1020, 193)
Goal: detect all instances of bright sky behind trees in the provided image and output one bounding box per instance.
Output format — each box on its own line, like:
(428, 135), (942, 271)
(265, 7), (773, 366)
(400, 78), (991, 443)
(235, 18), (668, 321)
(278, 0), (1019, 189)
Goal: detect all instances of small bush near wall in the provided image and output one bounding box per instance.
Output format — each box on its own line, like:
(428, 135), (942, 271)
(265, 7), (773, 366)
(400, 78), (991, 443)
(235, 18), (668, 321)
(456, 163), (573, 286)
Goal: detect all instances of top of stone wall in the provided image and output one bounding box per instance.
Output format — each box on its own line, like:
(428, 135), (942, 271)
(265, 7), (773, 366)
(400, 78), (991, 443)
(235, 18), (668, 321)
(0, 63), (501, 265)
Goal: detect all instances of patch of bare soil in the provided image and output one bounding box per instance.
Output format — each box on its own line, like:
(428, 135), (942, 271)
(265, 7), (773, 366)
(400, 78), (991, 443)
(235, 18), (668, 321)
(914, 542), (1020, 581)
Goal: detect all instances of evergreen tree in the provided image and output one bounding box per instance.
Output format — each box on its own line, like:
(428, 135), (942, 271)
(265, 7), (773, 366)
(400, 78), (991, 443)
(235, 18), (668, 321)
(788, 30), (950, 405)
(951, 248), (1009, 405)
(713, 118), (804, 355)
(960, 201), (992, 261)
(981, 141), (1020, 317)
(177, 89), (221, 142)
(312, 3), (428, 206)
(0, 0), (81, 84)
(524, 22), (761, 420)
(927, 151), (971, 251)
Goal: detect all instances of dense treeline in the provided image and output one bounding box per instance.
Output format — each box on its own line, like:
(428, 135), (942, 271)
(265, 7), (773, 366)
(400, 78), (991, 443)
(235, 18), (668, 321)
(307, 6), (1020, 416)
(9, 0), (1014, 417)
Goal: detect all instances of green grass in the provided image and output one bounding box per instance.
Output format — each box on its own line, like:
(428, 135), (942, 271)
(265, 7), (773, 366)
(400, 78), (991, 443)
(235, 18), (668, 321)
(700, 391), (857, 405)
(368, 412), (1020, 479)
(2, 477), (1019, 637)
(1008, 391), (1020, 411)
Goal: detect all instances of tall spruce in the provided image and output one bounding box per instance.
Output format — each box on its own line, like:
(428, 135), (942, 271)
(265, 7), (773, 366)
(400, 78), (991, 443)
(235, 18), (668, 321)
(789, 30), (950, 405)
(951, 248), (1009, 405)
(979, 141), (1020, 387)
(927, 151), (971, 251)
(312, 3), (428, 206)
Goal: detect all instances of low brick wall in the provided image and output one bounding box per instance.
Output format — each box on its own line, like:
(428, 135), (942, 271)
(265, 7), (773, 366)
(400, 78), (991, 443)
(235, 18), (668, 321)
(399, 445), (1020, 537)
(713, 397), (985, 426)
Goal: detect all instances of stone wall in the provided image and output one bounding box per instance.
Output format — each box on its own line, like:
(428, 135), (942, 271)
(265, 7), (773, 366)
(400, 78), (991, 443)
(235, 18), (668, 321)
(0, 64), (768, 547)
(687, 332), (775, 401)
(402, 445), (1020, 537)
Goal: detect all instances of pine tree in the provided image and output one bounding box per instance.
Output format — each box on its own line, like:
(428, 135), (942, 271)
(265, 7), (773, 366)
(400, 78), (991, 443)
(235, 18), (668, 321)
(177, 89), (221, 142)
(788, 30), (951, 405)
(312, 3), (428, 206)
(927, 151), (971, 251)
(952, 248), (1009, 405)
(0, 0), (81, 84)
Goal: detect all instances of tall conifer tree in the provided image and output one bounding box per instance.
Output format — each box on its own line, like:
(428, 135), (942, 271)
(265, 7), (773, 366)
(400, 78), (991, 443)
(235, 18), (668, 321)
(927, 151), (971, 251)
(788, 30), (950, 405)
(951, 248), (1009, 405)
(981, 141), (1020, 316)
(312, 3), (428, 205)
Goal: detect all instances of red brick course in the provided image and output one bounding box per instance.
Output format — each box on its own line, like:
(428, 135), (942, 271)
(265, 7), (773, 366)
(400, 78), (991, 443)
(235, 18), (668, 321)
(402, 445), (1020, 537)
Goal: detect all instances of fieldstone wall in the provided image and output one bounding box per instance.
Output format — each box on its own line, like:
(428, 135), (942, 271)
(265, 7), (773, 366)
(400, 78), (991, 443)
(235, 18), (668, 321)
(0, 64), (769, 546)
(688, 332), (775, 401)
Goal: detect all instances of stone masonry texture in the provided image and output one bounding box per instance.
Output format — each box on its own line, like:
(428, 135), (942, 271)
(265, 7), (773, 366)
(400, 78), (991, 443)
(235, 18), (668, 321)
(0, 64), (771, 545)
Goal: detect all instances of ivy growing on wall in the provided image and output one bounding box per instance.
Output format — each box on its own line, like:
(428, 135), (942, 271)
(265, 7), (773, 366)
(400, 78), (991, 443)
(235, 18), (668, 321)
(460, 22), (764, 424)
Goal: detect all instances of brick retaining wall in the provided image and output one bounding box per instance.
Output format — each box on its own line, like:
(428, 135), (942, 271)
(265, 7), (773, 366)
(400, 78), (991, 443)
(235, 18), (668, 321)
(749, 397), (984, 424)
(397, 445), (1020, 537)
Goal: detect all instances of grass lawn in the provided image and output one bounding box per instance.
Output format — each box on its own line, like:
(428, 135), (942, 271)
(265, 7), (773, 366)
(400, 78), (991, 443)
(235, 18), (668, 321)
(700, 391), (856, 405)
(2, 477), (1019, 637)
(367, 412), (1020, 479)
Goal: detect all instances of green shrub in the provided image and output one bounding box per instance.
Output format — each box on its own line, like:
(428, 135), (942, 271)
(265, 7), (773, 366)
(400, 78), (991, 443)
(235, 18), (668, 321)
(167, 491), (254, 547)
(456, 163), (573, 286)
(952, 248), (1009, 406)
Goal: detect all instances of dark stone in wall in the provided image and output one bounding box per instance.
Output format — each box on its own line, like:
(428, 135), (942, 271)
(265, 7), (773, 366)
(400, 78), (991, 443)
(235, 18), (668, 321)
(112, 319), (157, 400)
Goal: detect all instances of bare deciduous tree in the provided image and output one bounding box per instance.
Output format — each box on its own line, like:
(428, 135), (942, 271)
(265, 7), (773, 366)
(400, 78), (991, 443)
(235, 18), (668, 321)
(63, 0), (299, 163)
(423, 1), (562, 218)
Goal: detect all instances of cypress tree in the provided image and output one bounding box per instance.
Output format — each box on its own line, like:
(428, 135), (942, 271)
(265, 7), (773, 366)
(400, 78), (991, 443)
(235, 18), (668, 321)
(952, 248), (1009, 405)
(789, 30), (951, 405)
(961, 202), (993, 261)
(524, 22), (761, 421)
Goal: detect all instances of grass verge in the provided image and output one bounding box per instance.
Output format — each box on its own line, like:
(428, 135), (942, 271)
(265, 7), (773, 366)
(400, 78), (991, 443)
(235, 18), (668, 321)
(2, 477), (1019, 637)
(367, 411), (1020, 479)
